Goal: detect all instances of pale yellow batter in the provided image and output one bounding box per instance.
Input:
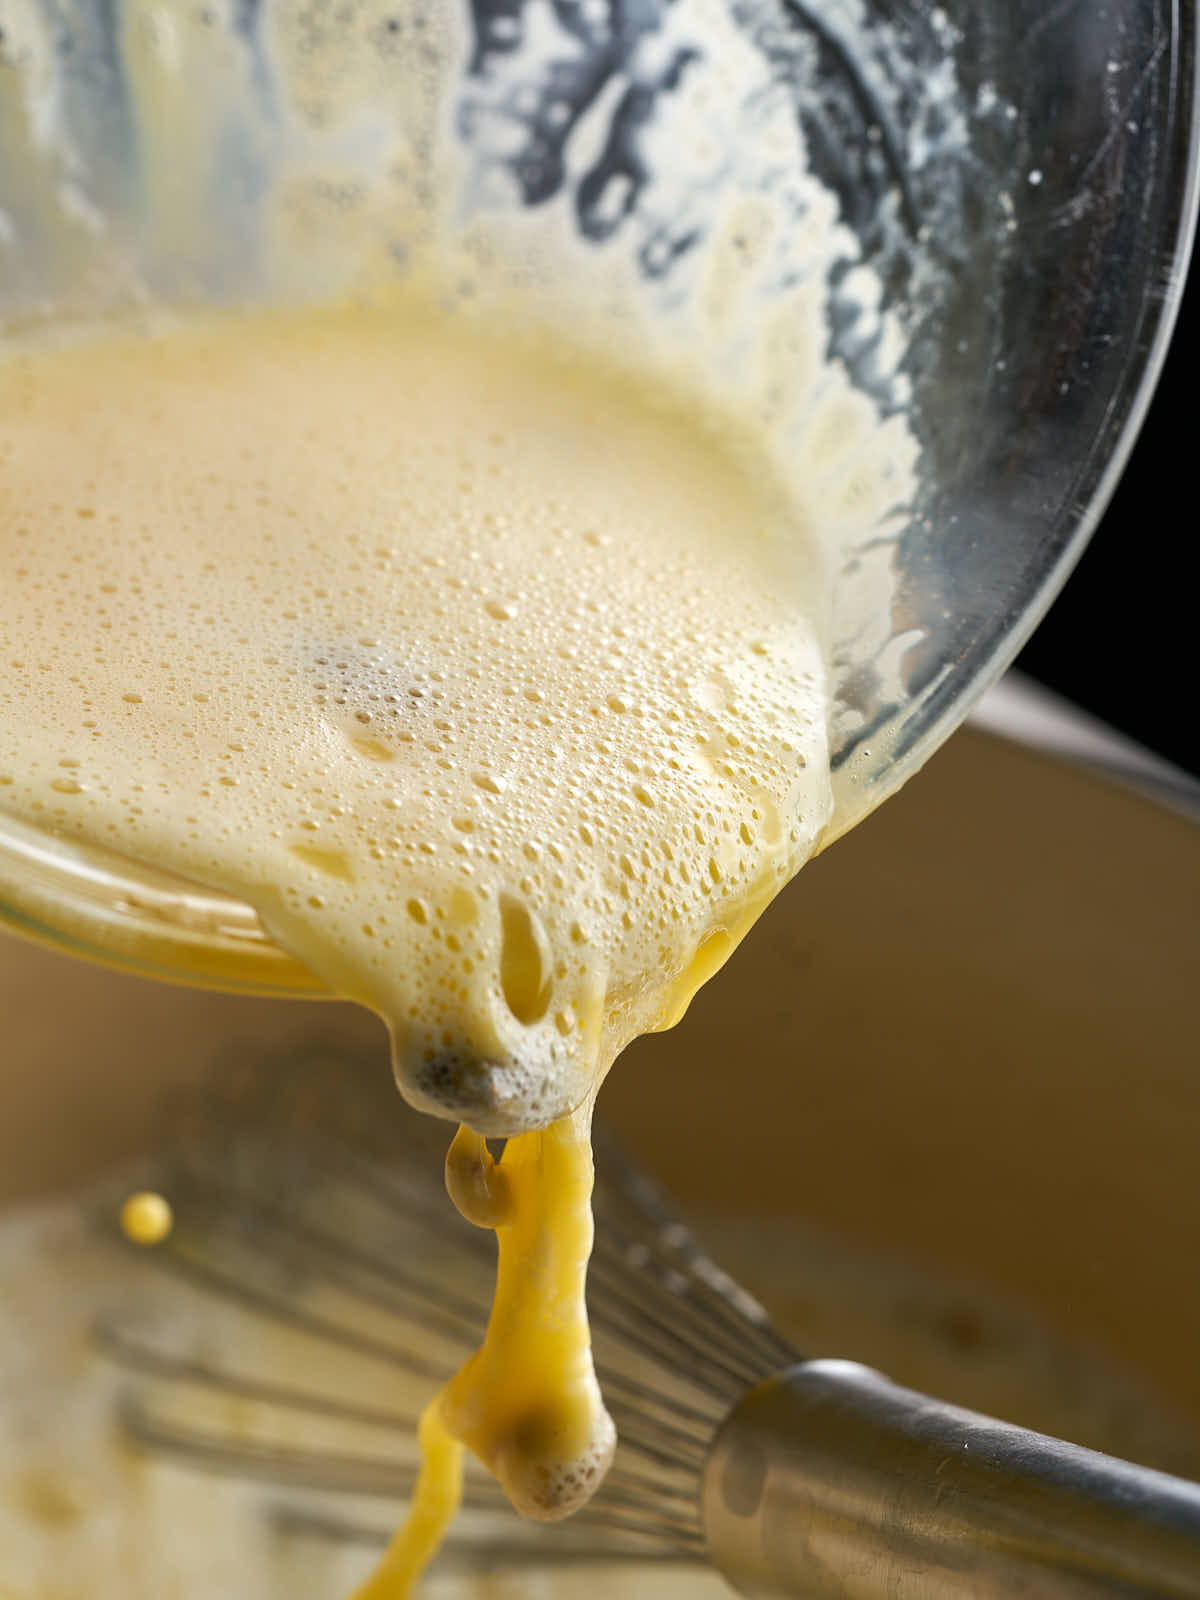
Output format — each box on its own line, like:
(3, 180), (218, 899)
(0, 299), (833, 1591)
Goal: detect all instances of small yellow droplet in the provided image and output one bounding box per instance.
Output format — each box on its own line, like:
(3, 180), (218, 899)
(120, 1191), (173, 1246)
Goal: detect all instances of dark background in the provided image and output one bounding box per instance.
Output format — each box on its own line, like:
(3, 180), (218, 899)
(1015, 254), (1196, 777)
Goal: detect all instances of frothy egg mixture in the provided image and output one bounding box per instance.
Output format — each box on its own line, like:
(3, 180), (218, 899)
(0, 299), (834, 1592)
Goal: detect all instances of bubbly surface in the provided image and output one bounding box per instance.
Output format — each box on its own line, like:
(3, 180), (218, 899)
(0, 300), (833, 1130)
(1, 298), (832, 1590)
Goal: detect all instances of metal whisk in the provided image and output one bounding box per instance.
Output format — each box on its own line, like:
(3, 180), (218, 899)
(97, 1046), (1200, 1597)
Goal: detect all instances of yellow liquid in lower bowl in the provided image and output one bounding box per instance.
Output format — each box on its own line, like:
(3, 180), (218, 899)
(3, 1156), (1196, 1599)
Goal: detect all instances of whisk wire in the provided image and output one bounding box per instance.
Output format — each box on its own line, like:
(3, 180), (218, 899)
(99, 1047), (795, 1572)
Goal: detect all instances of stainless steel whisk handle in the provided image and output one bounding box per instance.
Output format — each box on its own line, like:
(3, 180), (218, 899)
(702, 1360), (1200, 1598)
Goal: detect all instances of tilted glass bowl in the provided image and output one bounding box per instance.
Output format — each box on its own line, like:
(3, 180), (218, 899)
(1, 0), (1197, 994)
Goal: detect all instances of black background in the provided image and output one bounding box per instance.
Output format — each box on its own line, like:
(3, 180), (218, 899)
(1015, 253), (1196, 777)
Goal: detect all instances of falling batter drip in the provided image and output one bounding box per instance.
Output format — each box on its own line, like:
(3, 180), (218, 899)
(352, 1108), (608, 1595)
(0, 298), (834, 1590)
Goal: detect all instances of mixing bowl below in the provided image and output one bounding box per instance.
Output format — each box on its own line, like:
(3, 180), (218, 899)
(1, 725), (1197, 1595)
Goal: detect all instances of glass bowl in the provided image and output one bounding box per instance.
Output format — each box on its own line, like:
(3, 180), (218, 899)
(1, 0), (1197, 992)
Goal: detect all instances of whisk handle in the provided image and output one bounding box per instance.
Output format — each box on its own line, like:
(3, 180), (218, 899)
(702, 1359), (1200, 1598)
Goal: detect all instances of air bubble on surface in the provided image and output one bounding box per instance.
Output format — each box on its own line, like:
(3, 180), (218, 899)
(289, 843), (354, 879)
(498, 893), (553, 1026)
